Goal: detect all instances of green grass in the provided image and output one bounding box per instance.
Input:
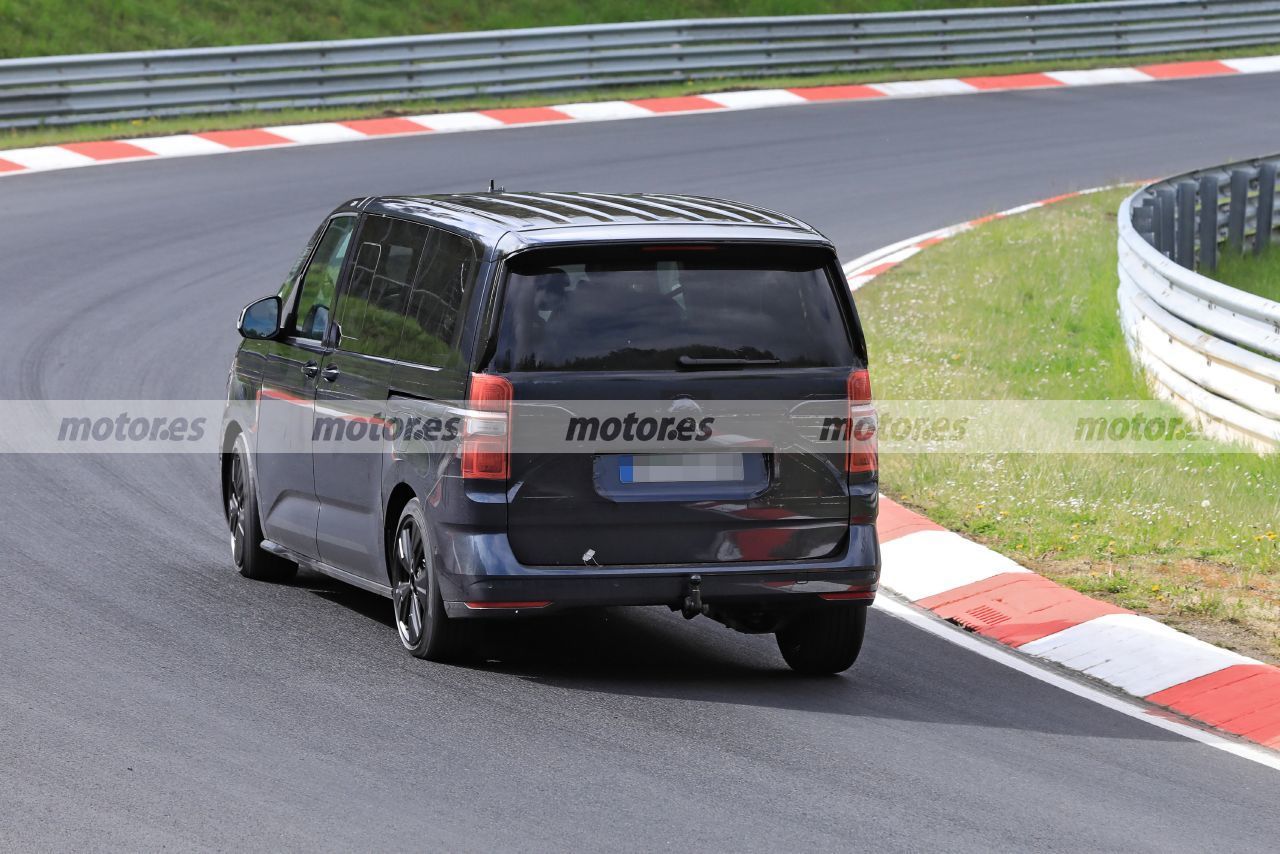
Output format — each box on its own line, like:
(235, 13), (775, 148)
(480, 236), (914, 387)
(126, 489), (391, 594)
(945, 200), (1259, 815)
(1213, 244), (1280, 303)
(4, 40), (1277, 152)
(2, 1), (1076, 58)
(859, 188), (1280, 661)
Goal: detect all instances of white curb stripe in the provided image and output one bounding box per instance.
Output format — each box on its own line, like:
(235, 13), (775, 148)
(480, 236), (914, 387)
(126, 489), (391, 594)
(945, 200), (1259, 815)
(129, 134), (233, 157)
(870, 78), (979, 98)
(0, 147), (95, 170)
(701, 89), (809, 109)
(407, 111), (504, 132)
(552, 100), (655, 121)
(1020, 614), (1258, 697)
(1045, 68), (1153, 86)
(879, 530), (1031, 602)
(267, 122), (367, 144)
(1222, 55), (1280, 73)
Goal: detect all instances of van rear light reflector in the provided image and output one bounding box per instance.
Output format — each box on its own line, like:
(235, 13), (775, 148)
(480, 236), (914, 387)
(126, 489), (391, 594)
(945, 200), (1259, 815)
(461, 373), (512, 480)
(819, 590), (876, 601)
(846, 368), (877, 475)
(463, 601), (552, 610)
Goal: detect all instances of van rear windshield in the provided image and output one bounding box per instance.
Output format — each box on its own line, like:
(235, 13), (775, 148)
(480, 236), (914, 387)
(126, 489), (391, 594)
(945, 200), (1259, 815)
(491, 245), (857, 372)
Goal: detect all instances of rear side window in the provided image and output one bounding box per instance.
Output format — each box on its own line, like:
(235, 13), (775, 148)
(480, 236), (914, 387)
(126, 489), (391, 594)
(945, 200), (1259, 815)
(491, 245), (857, 372)
(334, 215), (427, 358)
(396, 228), (479, 367)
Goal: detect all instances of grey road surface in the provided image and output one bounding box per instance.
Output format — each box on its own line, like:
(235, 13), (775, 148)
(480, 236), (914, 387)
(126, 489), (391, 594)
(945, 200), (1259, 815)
(2, 74), (1278, 851)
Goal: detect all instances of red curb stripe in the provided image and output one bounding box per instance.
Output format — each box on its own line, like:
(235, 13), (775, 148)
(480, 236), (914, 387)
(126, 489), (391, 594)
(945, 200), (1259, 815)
(1038, 192), (1079, 206)
(1148, 665), (1280, 748)
(877, 497), (944, 543)
(788, 84), (886, 101)
(197, 129), (291, 148)
(1147, 665), (1280, 717)
(1138, 60), (1236, 79)
(61, 140), (156, 161)
(627, 96), (724, 113)
(969, 213), (1003, 226)
(961, 73), (1065, 90)
(860, 261), (898, 277)
(339, 117), (428, 136)
(918, 573), (1130, 647)
(916, 236), (947, 248)
(0, 158), (24, 172)
(481, 107), (572, 124)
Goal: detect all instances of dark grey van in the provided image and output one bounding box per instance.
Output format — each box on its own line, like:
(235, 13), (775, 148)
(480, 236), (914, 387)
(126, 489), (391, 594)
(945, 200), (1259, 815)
(222, 192), (879, 674)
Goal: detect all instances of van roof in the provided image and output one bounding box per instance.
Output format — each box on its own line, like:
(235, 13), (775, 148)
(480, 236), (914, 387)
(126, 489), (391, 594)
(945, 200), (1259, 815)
(354, 192), (828, 249)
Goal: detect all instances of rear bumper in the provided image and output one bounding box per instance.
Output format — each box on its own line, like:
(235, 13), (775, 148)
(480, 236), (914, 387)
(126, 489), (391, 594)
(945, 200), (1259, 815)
(434, 523), (880, 617)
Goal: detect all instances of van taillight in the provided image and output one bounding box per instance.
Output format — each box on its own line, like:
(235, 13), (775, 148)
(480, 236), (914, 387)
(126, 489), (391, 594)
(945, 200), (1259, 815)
(461, 373), (512, 480)
(846, 368), (877, 475)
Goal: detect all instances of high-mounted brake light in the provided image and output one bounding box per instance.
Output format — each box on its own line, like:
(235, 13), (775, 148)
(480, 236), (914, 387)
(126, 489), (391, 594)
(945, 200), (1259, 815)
(846, 368), (877, 475)
(461, 373), (512, 480)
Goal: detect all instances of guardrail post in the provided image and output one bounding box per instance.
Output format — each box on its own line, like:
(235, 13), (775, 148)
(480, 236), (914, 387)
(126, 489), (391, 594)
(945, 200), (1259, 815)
(1157, 187), (1176, 259)
(1176, 180), (1196, 269)
(1257, 162), (1277, 256)
(1200, 175), (1219, 271)
(1133, 199), (1156, 246)
(1228, 168), (1250, 253)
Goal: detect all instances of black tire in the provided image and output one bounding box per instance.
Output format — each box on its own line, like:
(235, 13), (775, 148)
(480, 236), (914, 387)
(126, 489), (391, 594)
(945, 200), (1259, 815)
(225, 433), (296, 583)
(775, 605), (867, 675)
(390, 498), (478, 662)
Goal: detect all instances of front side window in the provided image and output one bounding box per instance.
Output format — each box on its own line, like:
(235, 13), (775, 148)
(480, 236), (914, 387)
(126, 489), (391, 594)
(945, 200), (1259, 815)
(334, 215), (429, 358)
(291, 216), (356, 340)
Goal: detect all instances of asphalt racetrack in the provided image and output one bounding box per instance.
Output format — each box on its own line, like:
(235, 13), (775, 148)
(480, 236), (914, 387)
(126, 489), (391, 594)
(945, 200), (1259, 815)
(2, 74), (1279, 850)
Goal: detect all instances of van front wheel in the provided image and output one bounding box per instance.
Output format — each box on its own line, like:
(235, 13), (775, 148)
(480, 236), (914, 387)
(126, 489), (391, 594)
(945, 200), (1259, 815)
(775, 605), (867, 675)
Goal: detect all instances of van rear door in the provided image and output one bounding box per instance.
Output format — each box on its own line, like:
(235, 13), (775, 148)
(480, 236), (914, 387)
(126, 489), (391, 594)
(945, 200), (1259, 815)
(487, 243), (867, 567)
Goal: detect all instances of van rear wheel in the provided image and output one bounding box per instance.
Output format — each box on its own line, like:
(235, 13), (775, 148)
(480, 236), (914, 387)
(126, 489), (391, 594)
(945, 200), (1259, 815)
(775, 605), (867, 675)
(391, 498), (478, 662)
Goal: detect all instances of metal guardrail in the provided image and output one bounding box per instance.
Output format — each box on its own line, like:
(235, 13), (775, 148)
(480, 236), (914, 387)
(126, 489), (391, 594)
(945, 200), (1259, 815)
(1118, 156), (1280, 451)
(2, 0), (1280, 128)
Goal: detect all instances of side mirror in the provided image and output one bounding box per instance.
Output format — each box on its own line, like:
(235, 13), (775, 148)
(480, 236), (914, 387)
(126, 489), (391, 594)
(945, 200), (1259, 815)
(238, 296), (282, 340)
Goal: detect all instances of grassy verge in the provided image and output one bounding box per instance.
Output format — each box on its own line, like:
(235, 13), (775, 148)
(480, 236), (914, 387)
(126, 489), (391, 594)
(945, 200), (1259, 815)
(3, 41), (1277, 152)
(858, 188), (1280, 663)
(1213, 244), (1280, 302)
(4, 1), (1072, 58)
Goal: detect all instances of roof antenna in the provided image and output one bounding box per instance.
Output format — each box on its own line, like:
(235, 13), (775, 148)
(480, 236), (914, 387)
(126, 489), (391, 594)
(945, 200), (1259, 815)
(488, 178), (504, 193)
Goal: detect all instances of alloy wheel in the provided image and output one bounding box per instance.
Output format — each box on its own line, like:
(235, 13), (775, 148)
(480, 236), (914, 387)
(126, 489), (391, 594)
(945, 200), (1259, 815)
(227, 453), (246, 568)
(392, 516), (429, 649)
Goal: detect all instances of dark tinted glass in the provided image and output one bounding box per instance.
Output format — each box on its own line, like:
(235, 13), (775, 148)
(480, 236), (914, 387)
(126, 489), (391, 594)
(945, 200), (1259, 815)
(334, 215), (427, 358)
(292, 216), (356, 339)
(492, 245), (855, 372)
(397, 228), (479, 367)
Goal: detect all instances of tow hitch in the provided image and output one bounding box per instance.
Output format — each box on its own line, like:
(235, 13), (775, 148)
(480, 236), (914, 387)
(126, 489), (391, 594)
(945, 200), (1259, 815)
(681, 574), (707, 620)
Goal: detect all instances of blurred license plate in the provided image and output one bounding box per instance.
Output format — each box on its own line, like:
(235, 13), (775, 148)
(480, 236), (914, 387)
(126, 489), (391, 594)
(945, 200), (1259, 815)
(618, 453), (745, 484)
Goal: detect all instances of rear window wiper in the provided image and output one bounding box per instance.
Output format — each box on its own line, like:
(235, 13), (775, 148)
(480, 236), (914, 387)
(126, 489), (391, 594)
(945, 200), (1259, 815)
(677, 355), (782, 369)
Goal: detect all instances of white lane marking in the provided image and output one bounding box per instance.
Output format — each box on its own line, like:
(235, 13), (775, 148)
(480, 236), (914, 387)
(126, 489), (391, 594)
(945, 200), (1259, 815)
(129, 135), (231, 157)
(1020, 614), (1258, 697)
(552, 100), (654, 121)
(267, 123), (365, 144)
(879, 530), (1031, 602)
(406, 111), (504, 131)
(872, 596), (1280, 772)
(701, 89), (809, 109)
(1046, 68), (1153, 86)
(0, 147), (95, 170)
(871, 78), (979, 97)
(1222, 56), (1280, 73)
